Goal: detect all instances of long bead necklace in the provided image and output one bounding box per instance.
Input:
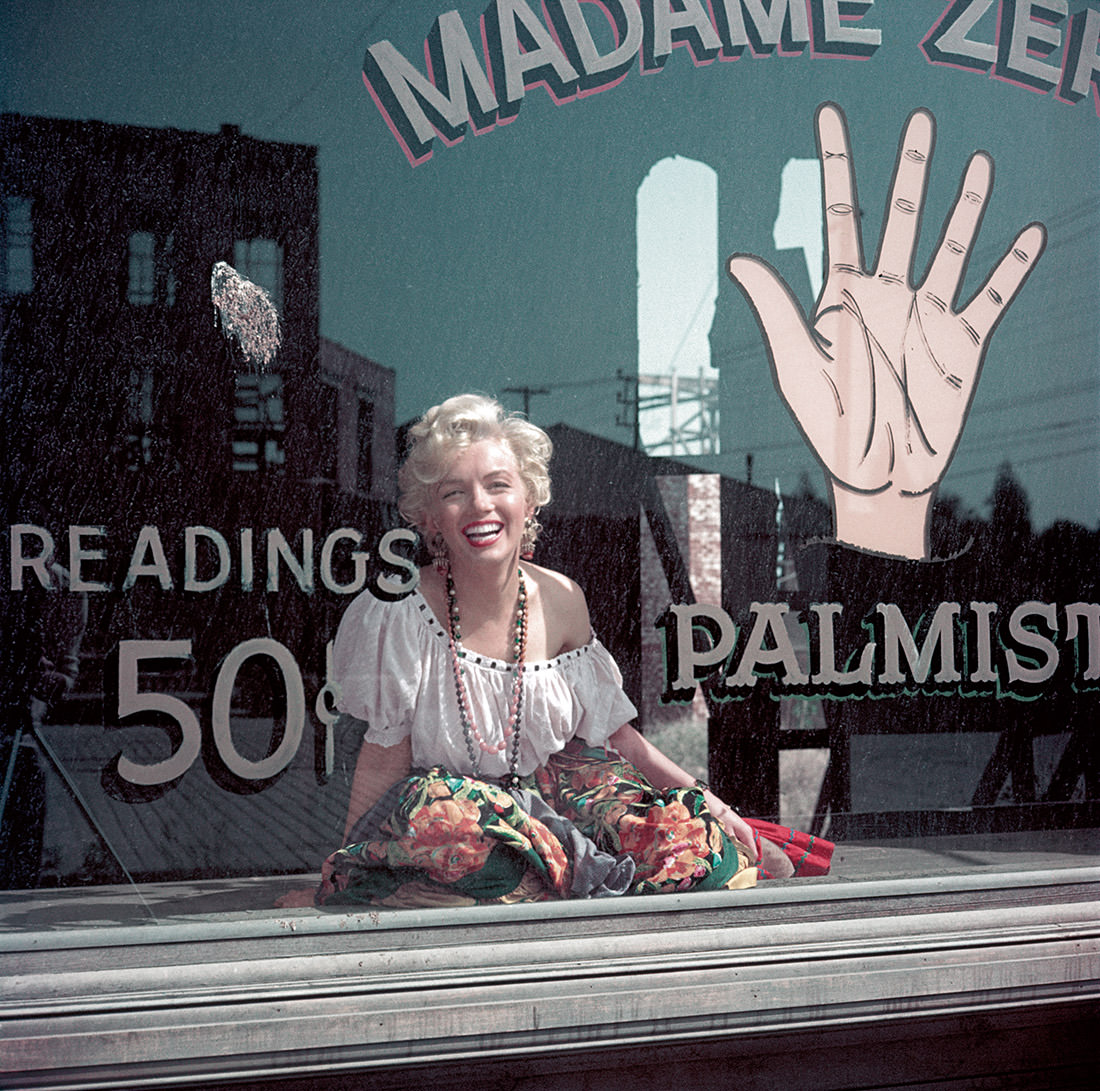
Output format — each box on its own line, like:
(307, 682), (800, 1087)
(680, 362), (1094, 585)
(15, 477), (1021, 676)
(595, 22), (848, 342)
(445, 566), (527, 788)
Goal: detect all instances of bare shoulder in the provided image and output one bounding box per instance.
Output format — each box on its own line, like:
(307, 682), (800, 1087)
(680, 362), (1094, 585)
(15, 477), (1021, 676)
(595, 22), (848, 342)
(523, 563), (592, 654)
(524, 562), (588, 613)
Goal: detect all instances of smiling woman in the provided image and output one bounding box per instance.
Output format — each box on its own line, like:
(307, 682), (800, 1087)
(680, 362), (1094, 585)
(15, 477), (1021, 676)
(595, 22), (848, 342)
(1, 1), (1099, 1087)
(275, 394), (831, 909)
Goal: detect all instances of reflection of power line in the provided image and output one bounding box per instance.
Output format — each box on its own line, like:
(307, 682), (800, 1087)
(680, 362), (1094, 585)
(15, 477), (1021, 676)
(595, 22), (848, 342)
(543, 375), (620, 390)
(657, 277), (718, 374)
(716, 424), (1097, 466)
(973, 379), (1100, 415)
(503, 385), (549, 416)
(264, 2), (405, 125)
(963, 415), (1097, 456)
(949, 442), (1099, 483)
(716, 383), (1099, 460)
(613, 368), (722, 456)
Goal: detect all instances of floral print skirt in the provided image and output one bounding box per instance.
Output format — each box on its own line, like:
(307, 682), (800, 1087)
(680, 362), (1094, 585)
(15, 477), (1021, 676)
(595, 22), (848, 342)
(315, 740), (831, 909)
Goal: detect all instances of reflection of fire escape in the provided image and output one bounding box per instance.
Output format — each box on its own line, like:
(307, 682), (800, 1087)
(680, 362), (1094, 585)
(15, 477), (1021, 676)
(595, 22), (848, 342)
(617, 370), (720, 456)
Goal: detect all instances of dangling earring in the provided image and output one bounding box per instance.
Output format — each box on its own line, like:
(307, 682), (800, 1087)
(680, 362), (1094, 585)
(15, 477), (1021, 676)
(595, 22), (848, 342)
(429, 532), (450, 573)
(521, 515), (539, 561)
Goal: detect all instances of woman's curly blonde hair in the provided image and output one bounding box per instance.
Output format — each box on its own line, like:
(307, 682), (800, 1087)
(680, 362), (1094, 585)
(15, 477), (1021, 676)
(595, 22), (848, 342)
(398, 394), (552, 554)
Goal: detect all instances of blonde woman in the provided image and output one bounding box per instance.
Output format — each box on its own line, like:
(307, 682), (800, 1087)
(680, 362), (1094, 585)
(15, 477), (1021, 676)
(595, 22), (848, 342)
(299, 394), (830, 908)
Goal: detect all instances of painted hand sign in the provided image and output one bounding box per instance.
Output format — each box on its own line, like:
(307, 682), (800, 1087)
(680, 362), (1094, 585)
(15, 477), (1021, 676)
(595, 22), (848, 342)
(728, 103), (1046, 560)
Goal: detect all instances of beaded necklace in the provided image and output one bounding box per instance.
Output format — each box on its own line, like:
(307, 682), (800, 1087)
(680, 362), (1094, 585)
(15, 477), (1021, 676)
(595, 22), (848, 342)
(445, 566), (527, 788)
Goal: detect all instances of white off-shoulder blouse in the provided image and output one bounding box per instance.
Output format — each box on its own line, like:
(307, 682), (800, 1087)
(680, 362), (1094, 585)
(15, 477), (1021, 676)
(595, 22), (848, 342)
(331, 587), (639, 778)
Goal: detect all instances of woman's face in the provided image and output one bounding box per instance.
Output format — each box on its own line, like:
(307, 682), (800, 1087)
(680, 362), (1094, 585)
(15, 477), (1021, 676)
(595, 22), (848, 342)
(424, 439), (533, 570)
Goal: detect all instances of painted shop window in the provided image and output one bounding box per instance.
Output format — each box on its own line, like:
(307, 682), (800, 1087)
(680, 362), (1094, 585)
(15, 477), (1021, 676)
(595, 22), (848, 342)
(1, 6), (1098, 931)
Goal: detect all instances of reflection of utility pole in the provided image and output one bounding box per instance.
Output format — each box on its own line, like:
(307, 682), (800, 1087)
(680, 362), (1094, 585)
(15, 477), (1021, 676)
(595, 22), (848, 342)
(503, 385), (550, 417)
(616, 369), (640, 450)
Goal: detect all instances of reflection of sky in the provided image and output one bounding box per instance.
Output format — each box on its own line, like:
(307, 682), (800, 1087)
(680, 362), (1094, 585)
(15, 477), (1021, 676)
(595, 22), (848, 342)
(2, 1), (1097, 531)
(637, 155), (717, 452)
(774, 159), (823, 298)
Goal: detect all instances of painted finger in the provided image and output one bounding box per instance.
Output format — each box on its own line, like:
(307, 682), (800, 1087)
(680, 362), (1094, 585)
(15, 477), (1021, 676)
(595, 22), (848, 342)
(874, 108), (935, 287)
(959, 221), (1046, 345)
(921, 152), (992, 312)
(816, 102), (863, 279)
(727, 254), (820, 378)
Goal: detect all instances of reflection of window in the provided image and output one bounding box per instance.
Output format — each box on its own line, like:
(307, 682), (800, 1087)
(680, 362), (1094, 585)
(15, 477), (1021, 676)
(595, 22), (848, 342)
(233, 238), (283, 310)
(164, 235), (177, 306)
(2, 195), (34, 295)
(127, 231), (176, 306)
(127, 232), (155, 304)
(122, 368), (155, 469)
(636, 157), (719, 456)
(316, 380), (338, 482)
(233, 373), (285, 472)
(356, 395), (374, 493)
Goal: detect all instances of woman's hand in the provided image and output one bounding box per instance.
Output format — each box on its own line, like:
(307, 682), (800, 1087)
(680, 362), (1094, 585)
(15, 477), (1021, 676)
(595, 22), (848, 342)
(702, 788), (757, 859)
(606, 724), (760, 859)
(343, 737), (413, 842)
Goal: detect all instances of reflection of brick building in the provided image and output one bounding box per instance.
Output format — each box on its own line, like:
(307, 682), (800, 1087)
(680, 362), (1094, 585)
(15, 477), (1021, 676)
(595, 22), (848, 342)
(0, 113), (399, 884)
(0, 113), (395, 614)
(3, 116), (311, 520)
(318, 338), (396, 504)
(1, 115), (398, 523)
(541, 425), (773, 725)
(638, 473), (722, 730)
(543, 425), (832, 816)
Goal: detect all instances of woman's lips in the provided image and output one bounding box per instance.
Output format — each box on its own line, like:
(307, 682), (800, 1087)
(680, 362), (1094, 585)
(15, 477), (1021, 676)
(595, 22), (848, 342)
(463, 521), (504, 546)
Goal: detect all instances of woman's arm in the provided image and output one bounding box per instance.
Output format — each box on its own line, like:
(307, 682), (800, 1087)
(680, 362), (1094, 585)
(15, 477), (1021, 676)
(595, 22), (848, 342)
(275, 728), (412, 909)
(607, 723), (758, 856)
(343, 737), (413, 843)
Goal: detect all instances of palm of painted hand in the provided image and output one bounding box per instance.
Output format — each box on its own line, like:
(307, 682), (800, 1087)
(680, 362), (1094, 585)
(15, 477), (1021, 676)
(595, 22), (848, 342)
(729, 103), (1045, 501)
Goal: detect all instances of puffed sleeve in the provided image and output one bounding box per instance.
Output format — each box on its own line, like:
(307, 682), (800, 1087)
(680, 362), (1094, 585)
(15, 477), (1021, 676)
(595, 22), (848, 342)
(560, 638), (638, 748)
(331, 590), (424, 748)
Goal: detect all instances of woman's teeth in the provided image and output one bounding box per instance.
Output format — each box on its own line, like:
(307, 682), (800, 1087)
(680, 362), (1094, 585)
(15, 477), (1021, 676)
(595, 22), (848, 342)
(464, 522), (503, 544)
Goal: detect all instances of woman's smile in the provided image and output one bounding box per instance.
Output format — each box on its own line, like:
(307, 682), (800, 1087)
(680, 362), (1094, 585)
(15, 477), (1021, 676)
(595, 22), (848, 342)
(462, 519), (504, 547)
(427, 439), (532, 565)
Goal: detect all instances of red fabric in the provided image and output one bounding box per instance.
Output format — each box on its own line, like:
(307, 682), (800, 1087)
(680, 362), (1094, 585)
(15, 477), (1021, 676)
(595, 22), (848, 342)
(746, 818), (834, 878)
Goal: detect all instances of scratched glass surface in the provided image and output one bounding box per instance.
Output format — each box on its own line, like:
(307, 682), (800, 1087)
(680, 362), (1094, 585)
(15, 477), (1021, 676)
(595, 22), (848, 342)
(1, 1), (1097, 924)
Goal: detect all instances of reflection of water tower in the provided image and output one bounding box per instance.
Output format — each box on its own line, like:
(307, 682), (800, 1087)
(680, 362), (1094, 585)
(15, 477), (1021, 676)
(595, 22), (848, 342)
(634, 156), (721, 458)
(618, 368), (720, 456)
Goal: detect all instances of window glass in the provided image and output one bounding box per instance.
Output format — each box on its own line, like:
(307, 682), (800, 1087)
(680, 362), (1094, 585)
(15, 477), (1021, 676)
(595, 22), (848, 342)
(122, 368), (155, 469)
(233, 373), (285, 472)
(1, 4), (1097, 928)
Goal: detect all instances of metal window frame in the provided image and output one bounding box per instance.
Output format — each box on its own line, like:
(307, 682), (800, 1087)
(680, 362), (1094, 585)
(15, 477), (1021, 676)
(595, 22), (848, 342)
(2, 866), (1098, 1089)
